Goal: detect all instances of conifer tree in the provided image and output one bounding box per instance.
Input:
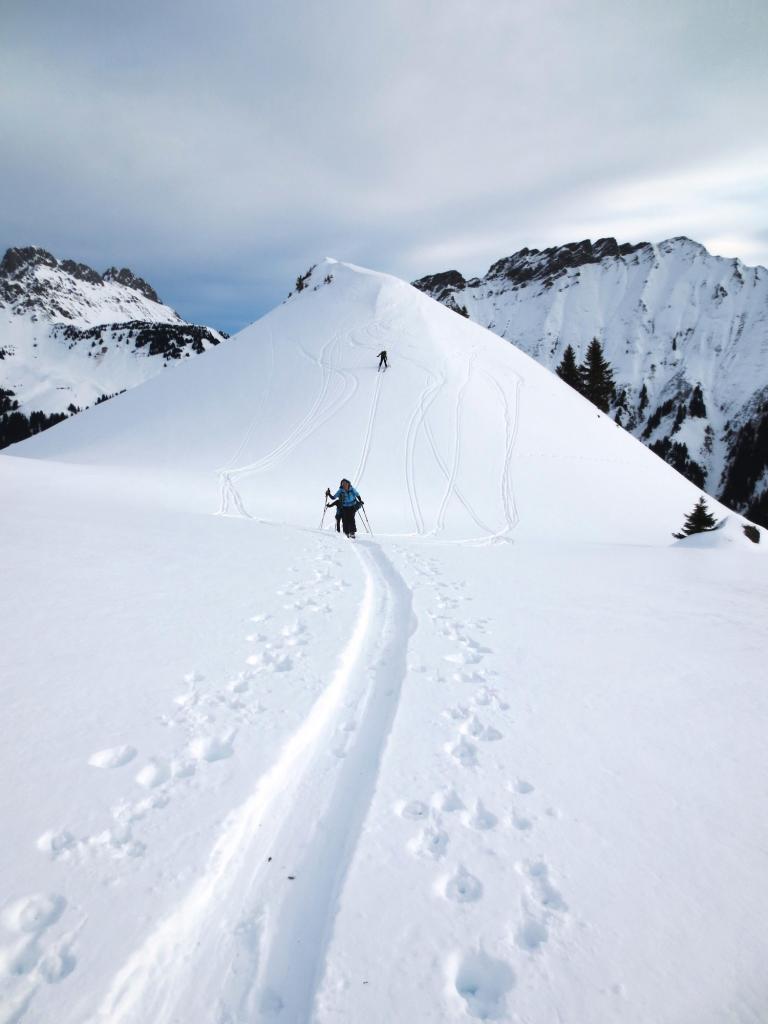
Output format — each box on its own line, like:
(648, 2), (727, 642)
(579, 338), (616, 413)
(672, 497), (718, 538)
(689, 384), (707, 418)
(555, 344), (582, 390)
(638, 382), (649, 417)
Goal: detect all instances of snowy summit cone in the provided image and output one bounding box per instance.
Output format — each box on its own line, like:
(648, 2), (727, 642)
(14, 258), (729, 543)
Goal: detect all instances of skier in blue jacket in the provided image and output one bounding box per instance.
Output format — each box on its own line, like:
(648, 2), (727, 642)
(325, 478), (363, 537)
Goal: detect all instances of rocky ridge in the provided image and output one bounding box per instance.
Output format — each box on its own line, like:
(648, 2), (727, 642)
(0, 246), (227, 449)
(413, 236), (768, 527)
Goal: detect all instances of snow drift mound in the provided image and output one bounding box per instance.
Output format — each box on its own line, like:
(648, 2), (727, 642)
(11, 258), (734, 543)
(674, 515), (765, 550)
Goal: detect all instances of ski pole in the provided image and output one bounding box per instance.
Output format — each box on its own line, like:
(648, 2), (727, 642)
(361, 506), (373, 534)
(320, 501), (328, 530)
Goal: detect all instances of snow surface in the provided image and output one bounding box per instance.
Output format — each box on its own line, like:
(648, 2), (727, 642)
(2, 260), (767, 1023)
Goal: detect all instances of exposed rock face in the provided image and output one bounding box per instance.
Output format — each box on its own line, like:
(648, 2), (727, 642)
(0, 246), (170, 320)
(0, 246), (226, 450)
(413, 236), (768, 526)
(102, 267), (161, 303)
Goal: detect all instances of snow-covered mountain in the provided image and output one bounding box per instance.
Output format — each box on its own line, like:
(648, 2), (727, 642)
(413, 237), (768, 527)
(0, 246), (226, 447)
(13, 257), (742, 544)
(2, 260), (765, 1024)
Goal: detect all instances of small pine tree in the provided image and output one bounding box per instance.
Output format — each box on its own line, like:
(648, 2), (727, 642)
(672, 402), (687, 433)
(638, 382), (649, 417)
(579, 338), (616, 413)
(689, 384), (707, 418)
(555, 344), (582, 390)
(672, 497), (718, 538)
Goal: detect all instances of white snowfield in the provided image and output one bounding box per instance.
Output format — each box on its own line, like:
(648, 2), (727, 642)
(1, 260), (766, 1024)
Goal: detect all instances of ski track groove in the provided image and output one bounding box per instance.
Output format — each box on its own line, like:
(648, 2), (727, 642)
(91, 540), (415, 1024)
(482, 368), (522, 537)
(220, 330), (348, 517)
(404, 372), (443, 534)
(221, 313), (393, 518)
(435, 354), (475, 534)
(351, 357), (383, 487)
(422, 409), (495, 536)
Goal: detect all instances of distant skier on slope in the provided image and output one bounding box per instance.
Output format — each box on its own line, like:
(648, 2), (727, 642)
(377, 349), (388, 372)
(325, 479), (363, 537)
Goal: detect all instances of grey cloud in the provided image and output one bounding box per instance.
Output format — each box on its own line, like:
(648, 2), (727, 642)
(2, 0), (767, 331)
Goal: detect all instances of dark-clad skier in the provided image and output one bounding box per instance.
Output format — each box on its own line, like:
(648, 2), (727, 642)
(377, 349), (388, 372)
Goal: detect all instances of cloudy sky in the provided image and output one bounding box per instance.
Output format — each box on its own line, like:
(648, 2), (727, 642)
(2, 0), (767, 332)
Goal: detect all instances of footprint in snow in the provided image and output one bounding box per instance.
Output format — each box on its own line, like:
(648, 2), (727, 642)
(408, 825), (449, 860)
(246, 650), (293, 673)
(515, 915), (548, 952)
(447, 738), (478, 768)
(88, 745), (137, 769)
(398, 799), (430, 820)
(473, 687), (509, 711)
(512, 779), (534, 795)
(2, 894), (66, 935)
(87, 823), (146, 860)
(36, 830), (77, 860)
(443, 865), (483, 902)
(432, 787), (464, 813)
(0, 893), (77, 990)
(453, 950), (515, 1020)
(135, 758), (171, 789)
(188, 732), (235, 763)
(463, 800), (497, 831)
(461, 715), (502, 742)
(444, 704), (470, 721)
(452, 669), (488, 685)
(521, 860), (568, 912)
(113, 790), (169, 825)
(227, 672), (251, 694)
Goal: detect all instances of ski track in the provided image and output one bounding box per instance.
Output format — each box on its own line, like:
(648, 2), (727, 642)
(91, 540), (415, 1024)
(221, 313), (396, 518)
(351, 359), (383, 487)
(403, 372), (444, 535)
(435, 354), (475, 534)
(218, 330), (346, 517)
(422, 406), (495, 536)
(482, 369), (522, 538)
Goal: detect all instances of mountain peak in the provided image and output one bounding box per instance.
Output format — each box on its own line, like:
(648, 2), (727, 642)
(103, 266), (160, 303)
(657, 236), (709, 257)
(0, 244), (171, 324)
(0, 245), (58, 275)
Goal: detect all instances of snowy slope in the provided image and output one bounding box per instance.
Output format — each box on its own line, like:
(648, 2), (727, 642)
(2, 260), (766, 1024)
(413, 237), (768, 525)
(0, 247), (225, 425)
(14, 257), (745, 545)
